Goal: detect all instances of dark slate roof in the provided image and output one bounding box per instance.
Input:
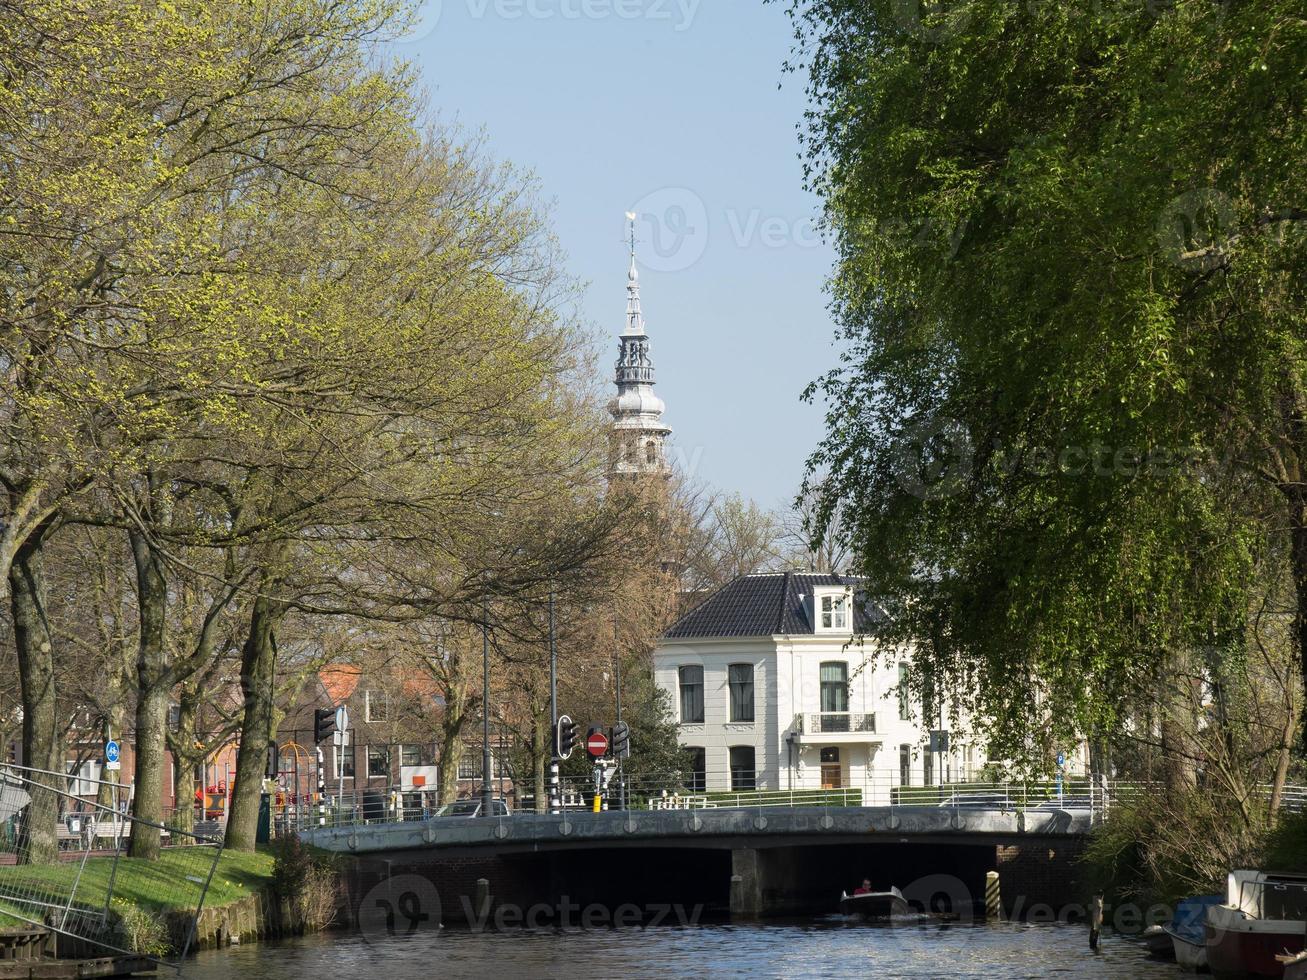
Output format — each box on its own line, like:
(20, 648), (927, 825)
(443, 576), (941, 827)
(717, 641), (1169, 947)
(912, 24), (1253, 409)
(664, 572), (884, 640)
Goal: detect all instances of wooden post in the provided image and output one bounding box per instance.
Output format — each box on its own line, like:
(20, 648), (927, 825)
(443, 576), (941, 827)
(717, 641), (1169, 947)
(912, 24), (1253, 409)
(985, 870), (1002, 920)
(1089, 894), (1104, 950)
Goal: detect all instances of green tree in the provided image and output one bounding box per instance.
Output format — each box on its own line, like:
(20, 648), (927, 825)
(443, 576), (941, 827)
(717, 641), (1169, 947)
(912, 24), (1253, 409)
(788, 0), (1306, 761)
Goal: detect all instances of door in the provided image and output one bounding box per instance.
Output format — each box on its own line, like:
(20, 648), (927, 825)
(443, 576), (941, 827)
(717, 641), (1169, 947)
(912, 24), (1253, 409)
(821, 764), (842, 789)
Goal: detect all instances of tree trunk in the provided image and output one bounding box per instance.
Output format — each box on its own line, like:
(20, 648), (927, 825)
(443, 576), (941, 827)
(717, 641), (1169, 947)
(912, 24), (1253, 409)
(438, 707), (468, 807)
(533, 711), (547, 814)
(128, 529), (170, 860)
(225, 594), (285, 852)
(1292, 504), (1307, 755)
(10, 534), (60, 865)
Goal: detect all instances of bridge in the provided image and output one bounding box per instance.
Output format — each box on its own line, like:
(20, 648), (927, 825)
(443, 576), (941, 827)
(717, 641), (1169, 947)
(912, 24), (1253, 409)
(299, 801), (1098, 923)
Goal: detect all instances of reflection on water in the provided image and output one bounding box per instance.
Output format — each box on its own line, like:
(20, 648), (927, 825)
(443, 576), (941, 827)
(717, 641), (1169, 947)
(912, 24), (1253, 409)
(185, 920), (1176, 979)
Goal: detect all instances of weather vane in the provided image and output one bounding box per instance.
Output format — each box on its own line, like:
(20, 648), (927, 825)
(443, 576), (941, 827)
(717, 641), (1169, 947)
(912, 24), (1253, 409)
(625, 211), (640, 259)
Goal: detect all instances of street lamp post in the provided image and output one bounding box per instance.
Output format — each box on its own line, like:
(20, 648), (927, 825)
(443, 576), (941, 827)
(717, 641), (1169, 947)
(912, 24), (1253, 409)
(548, 590), (559, 814)
(481, 592), (493, 815)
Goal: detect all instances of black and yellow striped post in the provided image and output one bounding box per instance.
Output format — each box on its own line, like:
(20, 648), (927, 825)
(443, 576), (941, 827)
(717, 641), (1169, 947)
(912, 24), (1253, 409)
(985, 871), (1002, 920)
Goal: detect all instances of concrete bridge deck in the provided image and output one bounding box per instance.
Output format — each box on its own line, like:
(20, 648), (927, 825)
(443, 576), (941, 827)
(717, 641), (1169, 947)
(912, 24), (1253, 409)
(300, 804), (1093, 856)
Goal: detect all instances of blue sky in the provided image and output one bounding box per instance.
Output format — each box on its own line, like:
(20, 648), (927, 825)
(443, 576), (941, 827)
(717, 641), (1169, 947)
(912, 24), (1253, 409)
(396, 0), (840, 509)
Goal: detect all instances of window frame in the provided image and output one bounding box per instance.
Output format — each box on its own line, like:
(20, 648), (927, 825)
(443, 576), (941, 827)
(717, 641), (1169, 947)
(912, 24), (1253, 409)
(366, 745), (390, 779)
(685, 747), (706, 793)
(728, 745), (756, 792)
(818, 592), (849, 630)
(727, 663), (755, 723)
(678, 664), (705, 724)
(364, 689), (389, 724)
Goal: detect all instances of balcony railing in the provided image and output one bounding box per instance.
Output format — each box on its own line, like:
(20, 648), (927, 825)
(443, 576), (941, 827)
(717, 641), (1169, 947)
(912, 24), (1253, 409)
(794, 712), (876, 734)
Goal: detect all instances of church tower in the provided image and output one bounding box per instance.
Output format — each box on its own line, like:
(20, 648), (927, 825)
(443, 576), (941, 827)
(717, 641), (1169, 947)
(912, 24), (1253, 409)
(608, 213), (671, 479)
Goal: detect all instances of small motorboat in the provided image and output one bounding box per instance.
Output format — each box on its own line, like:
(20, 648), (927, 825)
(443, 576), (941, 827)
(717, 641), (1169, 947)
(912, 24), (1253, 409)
(1165, 894), (1224, 971)
(1279, 950), (1307, 980)
(839, 886), (909, 919)
(1206, 870), (1307, 978)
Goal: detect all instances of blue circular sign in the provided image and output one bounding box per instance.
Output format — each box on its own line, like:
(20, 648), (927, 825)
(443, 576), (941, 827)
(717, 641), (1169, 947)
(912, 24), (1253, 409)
(105, 740), (120, 763)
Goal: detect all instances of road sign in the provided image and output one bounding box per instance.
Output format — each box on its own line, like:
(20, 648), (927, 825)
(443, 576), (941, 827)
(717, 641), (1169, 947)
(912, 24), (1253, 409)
(586, 729), (609, 759)
(335, 705), (349, 732)
(104, 739), (121, 772)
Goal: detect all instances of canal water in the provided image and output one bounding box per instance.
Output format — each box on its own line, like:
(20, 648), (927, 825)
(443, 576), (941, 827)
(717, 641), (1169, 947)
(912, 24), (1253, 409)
(185, 920), (1177, 978)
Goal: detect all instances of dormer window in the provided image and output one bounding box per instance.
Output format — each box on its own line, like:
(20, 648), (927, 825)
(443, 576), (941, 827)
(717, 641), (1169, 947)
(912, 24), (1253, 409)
(819, 593), (849, 630)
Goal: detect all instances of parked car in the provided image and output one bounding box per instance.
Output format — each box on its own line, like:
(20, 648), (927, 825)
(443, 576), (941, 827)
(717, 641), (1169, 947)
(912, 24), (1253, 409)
(432, 799), (511, 819)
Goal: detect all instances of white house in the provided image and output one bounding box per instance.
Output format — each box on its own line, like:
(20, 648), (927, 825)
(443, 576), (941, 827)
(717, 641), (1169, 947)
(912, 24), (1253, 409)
(654, 572), (990, 801)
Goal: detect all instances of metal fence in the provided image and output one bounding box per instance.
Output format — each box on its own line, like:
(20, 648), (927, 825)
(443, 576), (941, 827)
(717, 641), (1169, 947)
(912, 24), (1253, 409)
(0, 764), (222, 970)
(273, 773), (1307, 835)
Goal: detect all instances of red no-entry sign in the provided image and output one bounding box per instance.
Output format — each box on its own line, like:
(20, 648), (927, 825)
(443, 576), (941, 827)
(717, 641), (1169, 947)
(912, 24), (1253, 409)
(586, 729), (609, 758)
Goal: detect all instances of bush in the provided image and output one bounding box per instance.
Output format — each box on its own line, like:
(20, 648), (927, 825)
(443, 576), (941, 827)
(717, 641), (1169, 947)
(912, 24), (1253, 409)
(270, 835), (339, 931)
(1082, 788), (1270, 906)
(110, 898), (172, 957)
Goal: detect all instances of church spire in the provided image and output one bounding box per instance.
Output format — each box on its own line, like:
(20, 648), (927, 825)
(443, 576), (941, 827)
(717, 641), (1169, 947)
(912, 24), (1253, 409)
(625, 215), (645, 336)
(608, 212), (671, 479)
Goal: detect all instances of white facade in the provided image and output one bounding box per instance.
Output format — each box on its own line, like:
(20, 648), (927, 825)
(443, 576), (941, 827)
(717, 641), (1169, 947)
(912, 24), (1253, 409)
(654, 575), (989, 801)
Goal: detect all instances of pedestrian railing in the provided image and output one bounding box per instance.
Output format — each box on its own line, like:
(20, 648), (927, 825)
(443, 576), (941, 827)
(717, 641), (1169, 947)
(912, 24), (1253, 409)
(282, 774), (1307, 835)
(0, 764), (222, 970)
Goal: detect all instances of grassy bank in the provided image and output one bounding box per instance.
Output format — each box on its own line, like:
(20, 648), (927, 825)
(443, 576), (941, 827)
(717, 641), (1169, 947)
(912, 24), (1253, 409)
(0, 847), (275, 926)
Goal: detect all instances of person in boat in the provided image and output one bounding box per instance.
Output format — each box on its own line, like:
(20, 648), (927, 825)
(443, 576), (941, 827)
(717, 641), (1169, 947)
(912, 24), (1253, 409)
(853, 879), (872, 896)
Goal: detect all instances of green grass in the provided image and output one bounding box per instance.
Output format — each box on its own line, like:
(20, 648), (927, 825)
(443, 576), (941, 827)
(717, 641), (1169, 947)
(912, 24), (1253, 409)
(0, 847), (274, 926)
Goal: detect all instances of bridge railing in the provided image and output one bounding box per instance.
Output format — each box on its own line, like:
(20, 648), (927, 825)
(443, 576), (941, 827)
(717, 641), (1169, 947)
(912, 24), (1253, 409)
(281, 775), (1307, 835)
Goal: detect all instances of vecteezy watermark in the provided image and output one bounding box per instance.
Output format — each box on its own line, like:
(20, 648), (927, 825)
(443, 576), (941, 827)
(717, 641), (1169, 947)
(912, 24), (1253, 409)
(628, 187), (710, 273)
(892, 414), (975, 501)
(357, 872), (705, 936)
(628, 188), (969, 272)
(464, 896), (705, 930)
(890, 417), (1223, 501)
(1156, 188), (1237, 273)
(392, 0), (701, 42)
(359, 874), (443, 942)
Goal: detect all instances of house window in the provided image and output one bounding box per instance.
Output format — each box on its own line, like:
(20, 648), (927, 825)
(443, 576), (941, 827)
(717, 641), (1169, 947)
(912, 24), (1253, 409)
(646, 440), (657, 465)
(819, 593), (848, 630)
(729, 746), (756, 792)
(367, 745), (390, 779)
(338, 746), (355, 779)
(678, 665), (704, 723)
(685, 747), (706, 793)
(898, 662), (911, 721)
(458, 750), (480, 780)
(728, 664), (754, 723)
(400, 744), (434, 767)
(820, 662), (849, 731)
(899, 744), (911, 787)
(364, 690), (389, 723)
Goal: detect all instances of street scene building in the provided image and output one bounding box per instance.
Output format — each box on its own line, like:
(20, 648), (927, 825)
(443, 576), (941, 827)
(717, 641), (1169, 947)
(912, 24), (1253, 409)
(654, 571), (986, 798)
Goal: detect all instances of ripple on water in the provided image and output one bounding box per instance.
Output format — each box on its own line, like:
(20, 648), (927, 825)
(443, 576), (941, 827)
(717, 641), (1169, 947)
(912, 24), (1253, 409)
(186, 920), (1179, 980)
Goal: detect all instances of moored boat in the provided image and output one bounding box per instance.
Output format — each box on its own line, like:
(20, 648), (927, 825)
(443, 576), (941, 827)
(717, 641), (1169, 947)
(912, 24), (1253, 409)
(1144, 923), (1176, 959)
(839, 886), (909, 919)
(1165, 894), (1223, 972)
(1206, 870), (1307, 979)
(1279, 950), (1307, 980)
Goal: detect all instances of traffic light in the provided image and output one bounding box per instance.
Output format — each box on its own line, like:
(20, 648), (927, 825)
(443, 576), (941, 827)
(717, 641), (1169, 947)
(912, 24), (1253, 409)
(313, 707), (336, 744)
(265, 742), (279, 779)
(555, 714), (579, 760)
(612, 721), (630, 759)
